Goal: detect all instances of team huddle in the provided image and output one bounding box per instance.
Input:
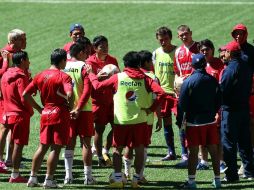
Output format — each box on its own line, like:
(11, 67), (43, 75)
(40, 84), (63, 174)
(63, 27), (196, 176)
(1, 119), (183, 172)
(0, 23), (253, 189)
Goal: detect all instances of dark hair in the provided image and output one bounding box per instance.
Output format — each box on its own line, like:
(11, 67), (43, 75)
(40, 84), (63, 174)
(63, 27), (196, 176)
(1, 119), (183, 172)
(76, 36), (91, 47)
(123, 51), (141, 68)
(177, 24), (191, 32)
(70, 43), (85, 58)
(50, 48), (67, 66)
(12, 51), (28, 66)
(156, 26), (172, 39)
(139, 50), (152, 68)
(92, 35), (108, 47)
(198, 39), (215, 55)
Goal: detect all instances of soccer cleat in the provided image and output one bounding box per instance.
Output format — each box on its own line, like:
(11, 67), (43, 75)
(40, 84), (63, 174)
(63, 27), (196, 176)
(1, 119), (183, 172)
(212, 179), (221, 188)
(9, 175), (28, 183)
(219, 162), (227, 174)
(84, 176), (97, 185)
(43, 179), (60, 189)
(27, 176), (39, 187)
(179, 181), (197, 189)
(64, 177), (73, 184)
(161, 154), (177, 161)
(196, 162), (209, 170)
(222, 176), (239, 183)
(138, 176), (148, 184)
(238, 164), (244, 176)
(103, 153), (113, 166)
(108, 181), (124, 188)
(241, 175), (254, 180)
(98, 158), (107, 167)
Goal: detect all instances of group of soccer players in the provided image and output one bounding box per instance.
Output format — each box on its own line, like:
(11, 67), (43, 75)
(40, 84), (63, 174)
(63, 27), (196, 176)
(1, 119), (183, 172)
(0, 22), (253, 189)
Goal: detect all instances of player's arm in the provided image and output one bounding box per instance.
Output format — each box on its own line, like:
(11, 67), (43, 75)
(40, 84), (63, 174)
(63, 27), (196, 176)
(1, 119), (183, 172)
(0, 51), (9, 77)
(145, 76), (166, 112)
(219, 68), (235, 98)
(23, 81), (43, 114)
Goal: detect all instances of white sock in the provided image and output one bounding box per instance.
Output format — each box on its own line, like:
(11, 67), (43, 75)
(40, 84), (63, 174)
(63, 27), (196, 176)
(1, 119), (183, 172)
(113, 172), (123, 182)
(140, 148), (147, 178)
(84, 165), (92, 178)
(64, 150), (74, 179)
(123, 156), (132, 176)
(11, 171), (19, 178)
(30, 171), (37, 177)
(220, 160), (224, 165)
(200, 159), (209, 166)
(188, 175), (195, 184)
(102, 148), (108, 155)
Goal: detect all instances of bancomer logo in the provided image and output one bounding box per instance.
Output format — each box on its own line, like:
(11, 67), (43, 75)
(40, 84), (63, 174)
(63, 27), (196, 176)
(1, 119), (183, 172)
(120, 81), (142, 87)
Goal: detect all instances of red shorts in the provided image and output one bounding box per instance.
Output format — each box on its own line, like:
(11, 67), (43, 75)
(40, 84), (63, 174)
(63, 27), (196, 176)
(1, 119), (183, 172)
(4, 115), (30, 145)
(250, 95), (254, 118)
(161, 94), (176, 118)
(0, 99), (4, 124)
(40, 108), (71, 146)
(112, 123), (148, 148)
(185, 123), (219, 148)
(92, 103), (113, 125)
(70, 111), (94, 138)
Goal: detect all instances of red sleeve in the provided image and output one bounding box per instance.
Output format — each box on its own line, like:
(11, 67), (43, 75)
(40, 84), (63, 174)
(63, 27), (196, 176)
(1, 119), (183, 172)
(88, 73), (118, 92)
(62, 74), (73, 94)
(144, 76), (166, 112)
(0, 59), (8, 77)
(17, 77), (32, 114)
(77, 68), (91, 109)
(24, 80), (38, 95)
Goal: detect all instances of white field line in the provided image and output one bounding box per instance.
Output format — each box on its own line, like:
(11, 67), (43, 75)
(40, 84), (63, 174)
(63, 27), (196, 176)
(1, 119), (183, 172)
(0, 0), (254, 5)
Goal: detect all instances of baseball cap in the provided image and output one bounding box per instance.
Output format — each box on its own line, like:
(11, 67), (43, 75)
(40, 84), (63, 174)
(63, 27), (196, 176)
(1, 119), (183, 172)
(224, 41), (240, 52)
(192, 53), (206, 69)
(69, 23), (84, 33)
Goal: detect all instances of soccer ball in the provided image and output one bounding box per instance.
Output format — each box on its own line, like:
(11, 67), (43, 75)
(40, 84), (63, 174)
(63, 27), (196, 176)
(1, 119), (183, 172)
(97, 64), (120, 79)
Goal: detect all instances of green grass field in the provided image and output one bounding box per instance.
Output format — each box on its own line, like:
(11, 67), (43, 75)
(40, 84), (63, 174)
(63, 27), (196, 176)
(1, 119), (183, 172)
(0, 0), (254, 189)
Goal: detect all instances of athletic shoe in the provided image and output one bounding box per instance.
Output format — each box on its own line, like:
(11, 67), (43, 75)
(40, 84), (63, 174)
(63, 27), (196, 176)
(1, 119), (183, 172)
(220, 162), (227, 174)
(161, 154), (176, 161)
(0, 161), (9, 174)
(108, 181), (124, 188)
(84, 176), (97, 185)
(196, 162), (209, 170)
(131, 175), (141, 189)
(238, 164), (244, 175)
(138, 176), (148, 184)
(222, 176), (239, 183)
(103, 153), (113, 166)
(175, 159), (188, 168)
(64, 177), (73, 184)
(9, 175), (28, 183)
(43, 179), (60, 189)
(212, 179), (221, 188)
(241, 175), (254, 180)
(179, 181), (197, 189)
(98, 158), (107, 167)
(27, 176), (39, 187)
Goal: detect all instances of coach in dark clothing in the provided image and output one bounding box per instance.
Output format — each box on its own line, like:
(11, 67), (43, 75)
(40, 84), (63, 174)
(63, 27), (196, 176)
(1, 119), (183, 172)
(220, 41), (254, 182)
(178, 53), (221, 188)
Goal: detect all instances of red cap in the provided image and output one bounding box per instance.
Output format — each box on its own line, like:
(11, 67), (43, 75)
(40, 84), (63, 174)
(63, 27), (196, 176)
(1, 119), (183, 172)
(224, 41), (241, 52)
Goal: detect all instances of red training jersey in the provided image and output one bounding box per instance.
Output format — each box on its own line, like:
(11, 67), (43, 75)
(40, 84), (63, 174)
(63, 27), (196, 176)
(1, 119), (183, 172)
(86, 53), (119, 105)
(174, 42), (199, 76)
(24, 69), (72, 107)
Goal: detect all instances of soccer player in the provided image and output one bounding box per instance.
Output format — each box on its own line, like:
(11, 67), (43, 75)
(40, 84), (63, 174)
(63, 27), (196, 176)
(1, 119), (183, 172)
(230, 23), (254, 176)
(152, 26), (177, 161)
(0, 29), (27, 171)
(63, 42), (96, 185)
(86, 35), (119, 166)
(220, 41), (254, 182)
(1, 51), (32, 182)
(178, 53), (221, 189)
(86, 51), (166, 188)
(174, 25), (199, 167)
(63, 23), (85, 60)
(24, 49), (73, 188)
(197, 39), (225, 172)
(123, 50), (162, 183)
